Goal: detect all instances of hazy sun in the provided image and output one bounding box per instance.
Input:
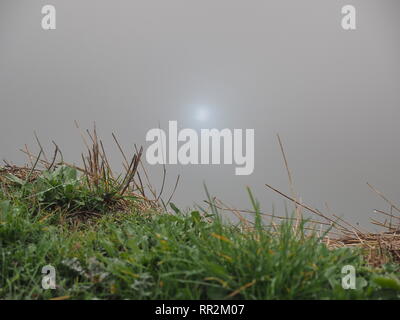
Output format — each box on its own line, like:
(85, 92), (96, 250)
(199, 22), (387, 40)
(195, 107), (210, 122)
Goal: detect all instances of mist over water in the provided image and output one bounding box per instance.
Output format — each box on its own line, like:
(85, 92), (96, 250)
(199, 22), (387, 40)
(1, 0), (400, 229)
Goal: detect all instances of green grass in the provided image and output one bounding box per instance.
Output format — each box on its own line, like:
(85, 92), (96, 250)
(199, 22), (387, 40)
(1, 166), (400, 300)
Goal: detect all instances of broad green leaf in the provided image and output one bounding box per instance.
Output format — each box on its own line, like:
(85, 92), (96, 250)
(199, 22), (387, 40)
(372, 275), (400, 291)
(5, 174), (25, 186)
(170, 203), (181, 214)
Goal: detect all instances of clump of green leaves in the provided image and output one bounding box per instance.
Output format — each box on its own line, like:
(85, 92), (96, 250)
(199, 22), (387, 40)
(31, 165), (121, 213)
(4, 165), (125, 215)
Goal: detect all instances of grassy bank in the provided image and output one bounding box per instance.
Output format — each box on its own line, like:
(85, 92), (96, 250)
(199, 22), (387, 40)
(1, 165), (400, 300)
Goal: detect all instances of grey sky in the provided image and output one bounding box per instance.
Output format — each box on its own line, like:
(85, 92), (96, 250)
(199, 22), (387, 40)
(1, 0), (400, 229)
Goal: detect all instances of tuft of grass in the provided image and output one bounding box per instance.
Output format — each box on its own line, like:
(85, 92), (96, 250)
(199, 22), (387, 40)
(3, 165), (134, 218)
(0, 125), (159, 223)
